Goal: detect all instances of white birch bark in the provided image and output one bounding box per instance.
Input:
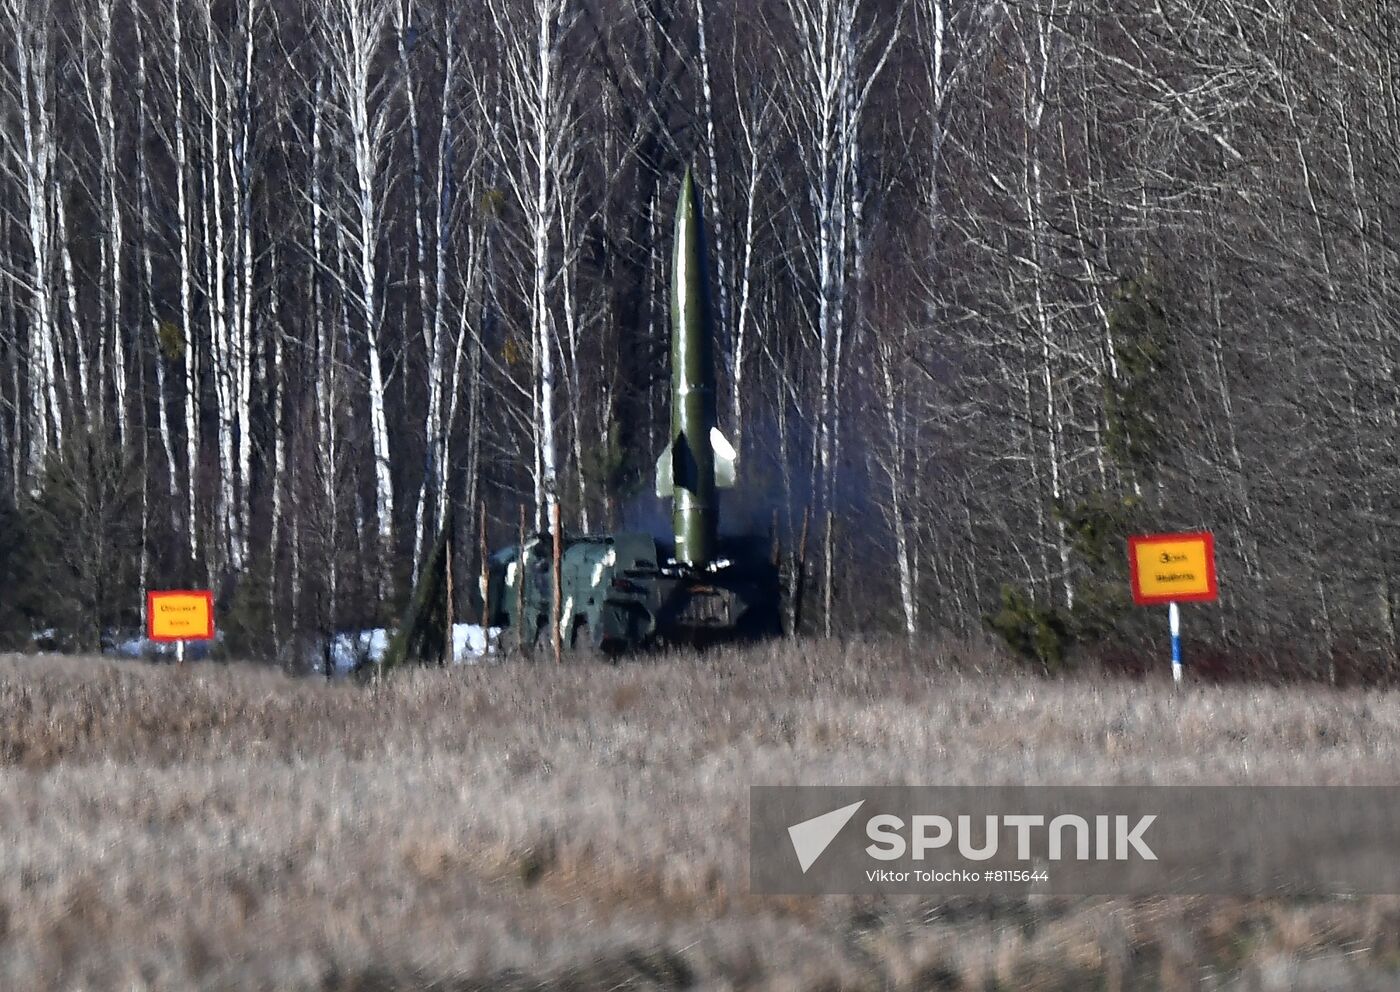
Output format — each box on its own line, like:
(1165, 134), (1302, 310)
(486, 0), (579, 529)
(729, 78), (773, 455)
(398, 0), (437, 582)
(530, 6), (560, 529)
(435, 35), (476, 549)
(1017, 1), (1074, 608)
(0, 210), (17, 499)
(77, 0), (128, 447)
(54, 175), (90, 426)
(878, 342), (917, 640)
(170, 0), (200, 561)
(310, 68), (341, 650)
(695, 0), (729, 370)
(233, 0), (259, 570)
(102, 0), (126, 447)
(134, 11), (178, 511)
(559, 193), (588, 532)
(201, 26), (237, 576)
(326, 0), (395, 557)
(2, 0), (62, 478)
(776, 0), (897, 633)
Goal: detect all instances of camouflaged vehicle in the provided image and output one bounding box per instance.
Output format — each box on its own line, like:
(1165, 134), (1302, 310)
(487, 531), (780, 654)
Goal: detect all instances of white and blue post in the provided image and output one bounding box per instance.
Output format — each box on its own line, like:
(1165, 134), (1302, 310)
(1169, 601), (1182, 685)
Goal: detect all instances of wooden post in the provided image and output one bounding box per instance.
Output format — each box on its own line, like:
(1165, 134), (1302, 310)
(443, 534), (454, 666)
(551, 501), (563, 665)
(479, 502), (490, 631)
(792, 506), (810, 636)
(517, 505), (528, 656)
(823, 509), (834, 639)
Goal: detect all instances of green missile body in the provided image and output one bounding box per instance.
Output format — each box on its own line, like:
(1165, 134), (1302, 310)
(655, 168), (736, 567)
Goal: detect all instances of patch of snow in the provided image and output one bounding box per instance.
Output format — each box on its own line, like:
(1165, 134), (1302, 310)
(314, 623), (502, 674)
(317, 628), (390, 673)
(452, 623), (501, 661)
(105, 634), (220, 661)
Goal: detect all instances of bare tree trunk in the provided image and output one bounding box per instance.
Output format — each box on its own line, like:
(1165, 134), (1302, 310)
(134, 12), (178, 513)
(1019, 1), (1074, 608)
(399, 0), (436, 584)
(327, 0), (396, 575)
(171, 0), (200, 564)
(4, 0), (62, 479)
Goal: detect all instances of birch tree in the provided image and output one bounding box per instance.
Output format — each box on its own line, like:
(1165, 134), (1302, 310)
(75, 0), (130, 448)
(769, 0), (898, 633)
(323, 0), (397, 566)
(485, 0), (581, 528)
(3, 0), (1400, 663)
(0, 0), (62, 481)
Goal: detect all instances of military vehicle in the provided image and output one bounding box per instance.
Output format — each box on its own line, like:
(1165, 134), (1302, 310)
(380, 168), (780, 667)
(485, 168), (781, 654)
(488, 529), (780, 653)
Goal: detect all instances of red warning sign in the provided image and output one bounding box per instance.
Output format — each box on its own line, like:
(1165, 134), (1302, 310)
(146, 590), (215, 642)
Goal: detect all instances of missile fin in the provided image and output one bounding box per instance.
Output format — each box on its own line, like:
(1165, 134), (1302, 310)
(711, 427), (737, 489)
(655, 442), (674, 498)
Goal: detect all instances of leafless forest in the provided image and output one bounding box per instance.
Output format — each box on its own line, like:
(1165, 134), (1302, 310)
(0, 0), (1395, 661)
(2, 642), (1399, 990)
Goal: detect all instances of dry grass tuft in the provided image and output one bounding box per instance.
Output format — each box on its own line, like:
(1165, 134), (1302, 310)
(1, 641), (1399, 990)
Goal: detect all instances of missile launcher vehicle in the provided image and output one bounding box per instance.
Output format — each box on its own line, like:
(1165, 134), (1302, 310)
(485, 169), (781, 654)
(380, 169), (779, 669)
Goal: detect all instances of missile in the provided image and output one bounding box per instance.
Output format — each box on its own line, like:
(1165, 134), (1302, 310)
(655, 167), (737, 567)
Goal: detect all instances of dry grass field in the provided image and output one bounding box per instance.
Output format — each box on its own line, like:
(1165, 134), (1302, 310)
(3, 640), (1400, 991)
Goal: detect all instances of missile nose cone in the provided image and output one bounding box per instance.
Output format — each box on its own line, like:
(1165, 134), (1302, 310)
(677, 165), (700, 228)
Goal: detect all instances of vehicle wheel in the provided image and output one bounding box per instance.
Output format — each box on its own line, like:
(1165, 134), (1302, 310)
(572, 617), (595, 654)
(574, 618), (619, 662)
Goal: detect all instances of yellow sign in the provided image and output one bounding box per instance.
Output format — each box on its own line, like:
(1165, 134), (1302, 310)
(1129, 533), (1218, 605)
(147, 590), (215, 641)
